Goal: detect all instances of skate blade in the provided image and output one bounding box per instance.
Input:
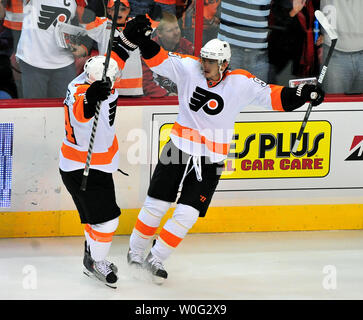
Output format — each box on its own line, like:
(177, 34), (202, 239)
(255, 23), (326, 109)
(151, 275), (166, 286)
(83, 269), (117, 289)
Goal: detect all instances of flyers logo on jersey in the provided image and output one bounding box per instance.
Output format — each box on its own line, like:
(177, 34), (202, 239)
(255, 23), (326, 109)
(38, 5), (71, 30)
(189, 86), (224, 115)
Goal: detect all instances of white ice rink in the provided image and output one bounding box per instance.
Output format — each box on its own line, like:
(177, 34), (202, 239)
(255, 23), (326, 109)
(1, 230), (363, 300)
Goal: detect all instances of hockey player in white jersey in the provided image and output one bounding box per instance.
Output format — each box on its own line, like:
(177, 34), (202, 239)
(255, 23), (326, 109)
(59, 15), (152, 288)
(122, 17), (325, 283)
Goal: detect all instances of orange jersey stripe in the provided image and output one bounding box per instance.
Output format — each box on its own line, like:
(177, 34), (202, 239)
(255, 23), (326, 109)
(135, 218), (158, 237)
(171, 122), (230, 155)
(6, 0), (23, 13)
(61, 136), (118, 165)
(226, 69), (254, 79)
(144, 47), (169, 68)
(110, 51), (125, 70)
(85, 224), (114, 243)
(85, 17), (108, 30)
(3, 20), (22, 30)
(155, 0), (175, 4)
(114, 77), (142, 89)
(159, 228), (183, 248)
(269, 85), (284, 111)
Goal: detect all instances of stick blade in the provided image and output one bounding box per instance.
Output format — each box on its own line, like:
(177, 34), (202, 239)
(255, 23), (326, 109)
(291, 139), (300, 154)
(315, 10), (338, 40)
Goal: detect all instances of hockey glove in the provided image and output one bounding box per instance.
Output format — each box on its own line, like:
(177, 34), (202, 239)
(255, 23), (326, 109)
(119, 15), (153, 49)
(305, 84), (325, 106)
(281, 84), (325, 111)
(112, 35), (131, 60)
(84, 78), (112, 118)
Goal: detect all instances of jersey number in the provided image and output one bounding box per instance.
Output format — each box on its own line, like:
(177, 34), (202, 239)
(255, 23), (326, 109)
(64, 104), (76, 144)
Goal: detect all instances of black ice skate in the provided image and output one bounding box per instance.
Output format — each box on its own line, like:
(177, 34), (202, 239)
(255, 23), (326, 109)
(83, 241), (118, 288)
(83, 241), (118, 274)
(143, 252), (168, 285)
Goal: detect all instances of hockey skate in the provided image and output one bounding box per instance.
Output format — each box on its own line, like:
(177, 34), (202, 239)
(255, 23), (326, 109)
(83, 241), (118, 274)
(83, 241), (118, 288)
(143, 252), (168, 285)
(127, 248), (144, 267)
(127, 248), (146, 280)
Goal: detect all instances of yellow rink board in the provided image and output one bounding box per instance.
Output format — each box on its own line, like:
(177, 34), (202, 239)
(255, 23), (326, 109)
(1, 204), (363, 238)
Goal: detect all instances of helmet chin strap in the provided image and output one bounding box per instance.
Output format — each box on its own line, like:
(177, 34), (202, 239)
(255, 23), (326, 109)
(205, 61), (228, 88)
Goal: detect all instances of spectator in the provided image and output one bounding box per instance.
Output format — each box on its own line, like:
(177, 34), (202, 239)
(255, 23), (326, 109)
(84, 0), (144, 96)
(16, 0), (93, 99)
(129, 0), (176, 17)
(85, 0), (107, 18)
(320, 0), (363, 94)
(268, 0), (322, 86)
(1, 0), (23, 53)
(0, 25), (17, 98)
(1, 0), (25, 98)
(203, 0), (221, 45)
(217, 0), (272, 82)
(0, 1), (4, 19)
(179, 0), (221, 45)
(142, 11), (194, 96)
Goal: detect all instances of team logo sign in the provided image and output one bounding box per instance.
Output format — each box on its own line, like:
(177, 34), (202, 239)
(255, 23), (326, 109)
(189, 86), (224, 115)
(158, 121), (331, 179)
(345, 136), (363, 161)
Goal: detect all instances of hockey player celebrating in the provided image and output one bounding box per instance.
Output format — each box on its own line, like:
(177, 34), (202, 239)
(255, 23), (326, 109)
(59, 15), (152, 288)
(122, 17), (325, 283)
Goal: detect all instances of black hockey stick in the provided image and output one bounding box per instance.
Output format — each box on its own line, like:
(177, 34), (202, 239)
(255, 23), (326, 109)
(291, 10), (338, 154)
(80, 0), (121, 191)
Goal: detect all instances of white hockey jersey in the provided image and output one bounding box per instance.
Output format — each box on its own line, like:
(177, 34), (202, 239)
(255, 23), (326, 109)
(59, 72), (120, 173)
(16, 0), (81, 69)
(84, 17), (143, 96)
(144, 48), (285, 162)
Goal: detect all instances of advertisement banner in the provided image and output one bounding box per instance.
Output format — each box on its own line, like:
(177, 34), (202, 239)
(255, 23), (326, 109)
(152, 107), (363, 193)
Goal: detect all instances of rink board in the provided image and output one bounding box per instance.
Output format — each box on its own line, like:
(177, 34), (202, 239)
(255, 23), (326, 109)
(0, 97), (363, 237)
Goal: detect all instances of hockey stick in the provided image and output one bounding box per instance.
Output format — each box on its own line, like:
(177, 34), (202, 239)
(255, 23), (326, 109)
(291, 10), (338, 154)
(80, 0), (121, 191)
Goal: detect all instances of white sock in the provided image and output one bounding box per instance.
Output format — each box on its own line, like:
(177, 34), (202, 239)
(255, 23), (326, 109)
(84, 217), (119, 262)
(151, 204), (199, 261)
(129, 196), (171, 254)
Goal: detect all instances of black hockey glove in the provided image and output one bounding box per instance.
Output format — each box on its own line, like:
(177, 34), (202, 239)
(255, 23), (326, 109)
(304, 84), (325, 106)
(112, 35), (131, 60)
(84, 78), (112, 118)
(281, 84), (325, 111)
(118, 15), (153, 50)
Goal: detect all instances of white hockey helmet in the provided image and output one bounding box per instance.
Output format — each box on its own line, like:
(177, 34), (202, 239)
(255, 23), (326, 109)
(200, 38), (231, 65)
(84, 55), (120, 87)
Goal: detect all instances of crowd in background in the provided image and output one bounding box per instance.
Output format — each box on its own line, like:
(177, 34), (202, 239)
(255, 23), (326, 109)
(0, 0), (362, 100)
